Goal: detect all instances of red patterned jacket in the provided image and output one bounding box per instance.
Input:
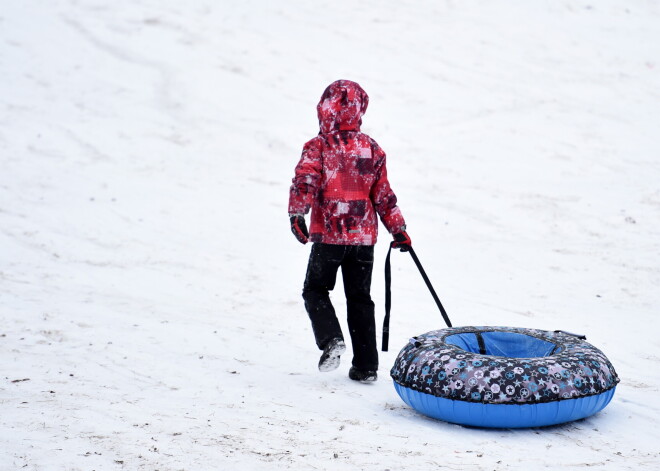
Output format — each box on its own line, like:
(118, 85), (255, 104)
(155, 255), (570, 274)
(288, 80), (405, 245)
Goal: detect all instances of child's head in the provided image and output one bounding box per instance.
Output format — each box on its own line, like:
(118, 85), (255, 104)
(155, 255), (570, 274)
(317, 80), (369, 133)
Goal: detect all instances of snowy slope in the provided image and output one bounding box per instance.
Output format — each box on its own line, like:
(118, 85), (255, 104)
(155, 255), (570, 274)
(1, 0), (659, 469)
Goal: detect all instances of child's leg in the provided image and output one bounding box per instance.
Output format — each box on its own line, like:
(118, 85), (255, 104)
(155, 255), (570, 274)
(302, 243), (346, 349)
(341, 245), (378, 371)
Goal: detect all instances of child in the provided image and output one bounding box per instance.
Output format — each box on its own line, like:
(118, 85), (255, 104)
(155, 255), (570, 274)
(288, 80), (411, 382)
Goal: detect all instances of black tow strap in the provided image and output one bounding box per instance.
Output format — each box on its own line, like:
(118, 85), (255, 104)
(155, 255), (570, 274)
(382, 243), (453, 352)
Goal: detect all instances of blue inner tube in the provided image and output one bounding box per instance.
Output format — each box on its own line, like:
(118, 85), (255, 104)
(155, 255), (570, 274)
(390, 326), (619, 428)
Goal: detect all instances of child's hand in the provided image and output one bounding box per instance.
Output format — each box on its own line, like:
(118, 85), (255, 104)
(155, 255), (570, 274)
(392, 231), (412, 251)
(290, 215), (309, 244)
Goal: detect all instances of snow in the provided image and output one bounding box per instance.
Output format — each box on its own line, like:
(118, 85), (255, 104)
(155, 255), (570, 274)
(1, 0), (659, 469)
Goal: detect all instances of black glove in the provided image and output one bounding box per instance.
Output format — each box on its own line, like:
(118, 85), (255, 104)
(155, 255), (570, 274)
(290, 215), (309, 244)
(392, 231), (411, 252)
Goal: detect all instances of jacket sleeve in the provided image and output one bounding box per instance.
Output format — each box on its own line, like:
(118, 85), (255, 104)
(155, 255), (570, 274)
(288, 137), (323, 215)
(370, 142), (406, 234)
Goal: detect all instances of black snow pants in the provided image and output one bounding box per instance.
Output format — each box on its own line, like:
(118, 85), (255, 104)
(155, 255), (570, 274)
(302, 242), (377, 371)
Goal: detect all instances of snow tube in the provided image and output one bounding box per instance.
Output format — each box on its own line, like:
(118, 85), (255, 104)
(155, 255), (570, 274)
(390, 327), (619, 428)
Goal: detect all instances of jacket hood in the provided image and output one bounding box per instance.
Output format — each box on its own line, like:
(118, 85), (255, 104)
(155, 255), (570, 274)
(317, 80), (369, 134)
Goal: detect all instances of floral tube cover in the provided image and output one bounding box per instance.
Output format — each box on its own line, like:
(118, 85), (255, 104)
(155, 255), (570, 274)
(390, 326), (620, 405)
